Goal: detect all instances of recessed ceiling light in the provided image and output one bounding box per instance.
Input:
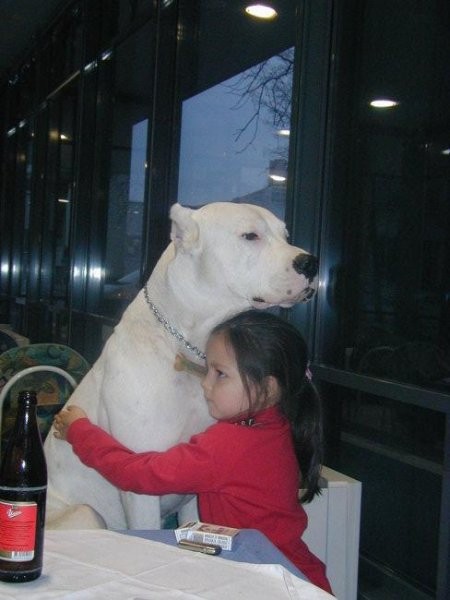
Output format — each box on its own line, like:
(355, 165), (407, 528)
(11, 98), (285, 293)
(369, 99), (399, 109)
(245, 4), (278, 20)
(101, 49), (113, 61)
(277, 129), (290, 137)
(269, 174), (286, 182)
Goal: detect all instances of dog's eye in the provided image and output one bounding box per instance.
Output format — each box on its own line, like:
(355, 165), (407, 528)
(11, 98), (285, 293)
(242, 232), (259, 241)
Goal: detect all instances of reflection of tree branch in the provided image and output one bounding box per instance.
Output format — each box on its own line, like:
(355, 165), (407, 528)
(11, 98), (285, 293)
(233, 79), (267, 152)
(234, 111), (259, 149)
(225, 49), (294, 152)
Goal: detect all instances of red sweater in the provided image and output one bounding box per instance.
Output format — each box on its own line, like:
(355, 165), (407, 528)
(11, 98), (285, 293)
(67, 406), (332, 594)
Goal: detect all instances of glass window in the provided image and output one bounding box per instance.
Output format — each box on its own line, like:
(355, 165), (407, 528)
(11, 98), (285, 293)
(17, 123), (34, 298)
(52, 85), (78, 302)
(84, 0), (156, 64)
(49, 1), (83, 89)
(28, 78), (79, 342)
(176, 1), (298, 218)
(6, 57), (37, 126)
(0, 131), (18, 296)
(91, 21), (156, 318)
(323, 383), (444, 596)
(320, 1), (450, 597)
(0, 121), (35, 302)
(324, 0), (450, 393)
(111, 0), (155, 34)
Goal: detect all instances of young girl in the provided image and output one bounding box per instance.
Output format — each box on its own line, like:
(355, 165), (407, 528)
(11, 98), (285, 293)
(53, 309), (332, 594)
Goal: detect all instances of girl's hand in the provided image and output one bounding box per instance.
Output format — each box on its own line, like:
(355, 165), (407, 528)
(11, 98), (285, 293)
(53, 405), (88, 441)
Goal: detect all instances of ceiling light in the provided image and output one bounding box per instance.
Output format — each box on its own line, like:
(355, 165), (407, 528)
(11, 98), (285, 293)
(84, 60), (97, 73)
(101, 49), (113, 61)
(369, 99), (399, 109)
(245, 4), (278, 20)
(277, 129), (290, 137)
(441, 148), (450, 156)
(269, 158), (287, 183)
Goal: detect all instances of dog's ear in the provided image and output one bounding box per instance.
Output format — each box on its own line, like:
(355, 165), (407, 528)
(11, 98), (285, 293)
(170, 203), (200, 252)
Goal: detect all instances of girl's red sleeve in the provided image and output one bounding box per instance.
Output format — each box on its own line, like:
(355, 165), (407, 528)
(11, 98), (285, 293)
(67, 417), (218, 495)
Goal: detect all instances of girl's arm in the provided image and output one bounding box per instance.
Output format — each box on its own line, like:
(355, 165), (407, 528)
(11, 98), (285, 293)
(54, 408), (217, 496)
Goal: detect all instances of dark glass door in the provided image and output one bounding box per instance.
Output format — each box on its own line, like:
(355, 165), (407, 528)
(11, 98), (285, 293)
(319, 1), (450, 597)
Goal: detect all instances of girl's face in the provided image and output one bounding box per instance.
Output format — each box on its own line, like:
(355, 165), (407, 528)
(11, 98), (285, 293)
(201, 332), (255, 421)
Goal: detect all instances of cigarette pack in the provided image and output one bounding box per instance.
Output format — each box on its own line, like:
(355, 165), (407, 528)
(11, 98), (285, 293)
(174, 521), (240, 551)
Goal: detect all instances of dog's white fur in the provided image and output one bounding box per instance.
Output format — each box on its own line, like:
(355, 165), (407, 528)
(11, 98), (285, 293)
(44, 202), (318, 530)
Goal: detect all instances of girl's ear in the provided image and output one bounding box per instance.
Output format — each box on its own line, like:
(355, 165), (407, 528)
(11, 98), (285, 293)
(265, 375), (280, 405)
(170, 203), (200, 252)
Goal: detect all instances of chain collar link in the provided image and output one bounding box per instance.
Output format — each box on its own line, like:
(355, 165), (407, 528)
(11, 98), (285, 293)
(143, 284), (206, 361)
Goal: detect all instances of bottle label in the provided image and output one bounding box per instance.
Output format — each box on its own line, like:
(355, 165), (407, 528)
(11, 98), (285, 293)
(0, 500), (37, 561)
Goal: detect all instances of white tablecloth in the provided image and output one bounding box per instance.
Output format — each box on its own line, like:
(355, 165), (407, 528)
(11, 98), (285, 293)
(0, 530), (334, 599)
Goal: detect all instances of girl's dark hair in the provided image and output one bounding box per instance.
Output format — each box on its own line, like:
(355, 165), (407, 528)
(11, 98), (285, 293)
(211, 309), (323, 503)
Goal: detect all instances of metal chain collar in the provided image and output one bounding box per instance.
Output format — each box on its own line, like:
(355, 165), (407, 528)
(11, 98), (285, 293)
(143, 284), (206, 361)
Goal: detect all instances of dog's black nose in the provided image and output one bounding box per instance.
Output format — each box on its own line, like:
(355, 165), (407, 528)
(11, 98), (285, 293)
(293, 254), (319, 281)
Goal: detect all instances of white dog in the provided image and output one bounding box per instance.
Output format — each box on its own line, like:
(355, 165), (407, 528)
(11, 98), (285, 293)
(44, 202), (318, 530)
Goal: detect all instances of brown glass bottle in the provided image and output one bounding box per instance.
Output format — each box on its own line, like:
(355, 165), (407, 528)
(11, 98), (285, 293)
(0, 390), (47, 582)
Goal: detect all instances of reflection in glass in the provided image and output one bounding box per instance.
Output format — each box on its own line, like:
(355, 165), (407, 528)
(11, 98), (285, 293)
(323, 2), (450, 597)
(178, 49), (292, 220)
(98, 21), (155, 317)
(176, 0), (297, 220)
(20, 124), (34, 297)
(324, 383), (444, 596)
(103, 118), (148, 308)
(52, 89), (77, 302)
(326, 385), (443, 595)
(333, 2), (450, 394)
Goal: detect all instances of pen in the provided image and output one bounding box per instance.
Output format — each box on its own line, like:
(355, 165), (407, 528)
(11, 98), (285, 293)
(177, 539), (222, 555)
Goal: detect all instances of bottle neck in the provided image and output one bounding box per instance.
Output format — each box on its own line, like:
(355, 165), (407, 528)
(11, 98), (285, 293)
(14, 400), (40, 439)
(0, 391), (47, 487)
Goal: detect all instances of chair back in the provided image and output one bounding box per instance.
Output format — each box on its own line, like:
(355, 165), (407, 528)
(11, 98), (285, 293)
(0, 344), (90, 453)
(0, 329), (19, 353)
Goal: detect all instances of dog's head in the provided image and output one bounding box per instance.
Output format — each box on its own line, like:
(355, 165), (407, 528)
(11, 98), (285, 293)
(169, 202), (318, 309)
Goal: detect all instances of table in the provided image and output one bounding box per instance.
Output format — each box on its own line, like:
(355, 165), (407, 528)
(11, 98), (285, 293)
(0, 529), (335, 599)
(127, 528), (305, 578)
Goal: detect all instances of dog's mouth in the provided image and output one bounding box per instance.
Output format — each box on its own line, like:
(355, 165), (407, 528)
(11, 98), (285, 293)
(299, 287), (317, 302)
(251, 287), (316, 308)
